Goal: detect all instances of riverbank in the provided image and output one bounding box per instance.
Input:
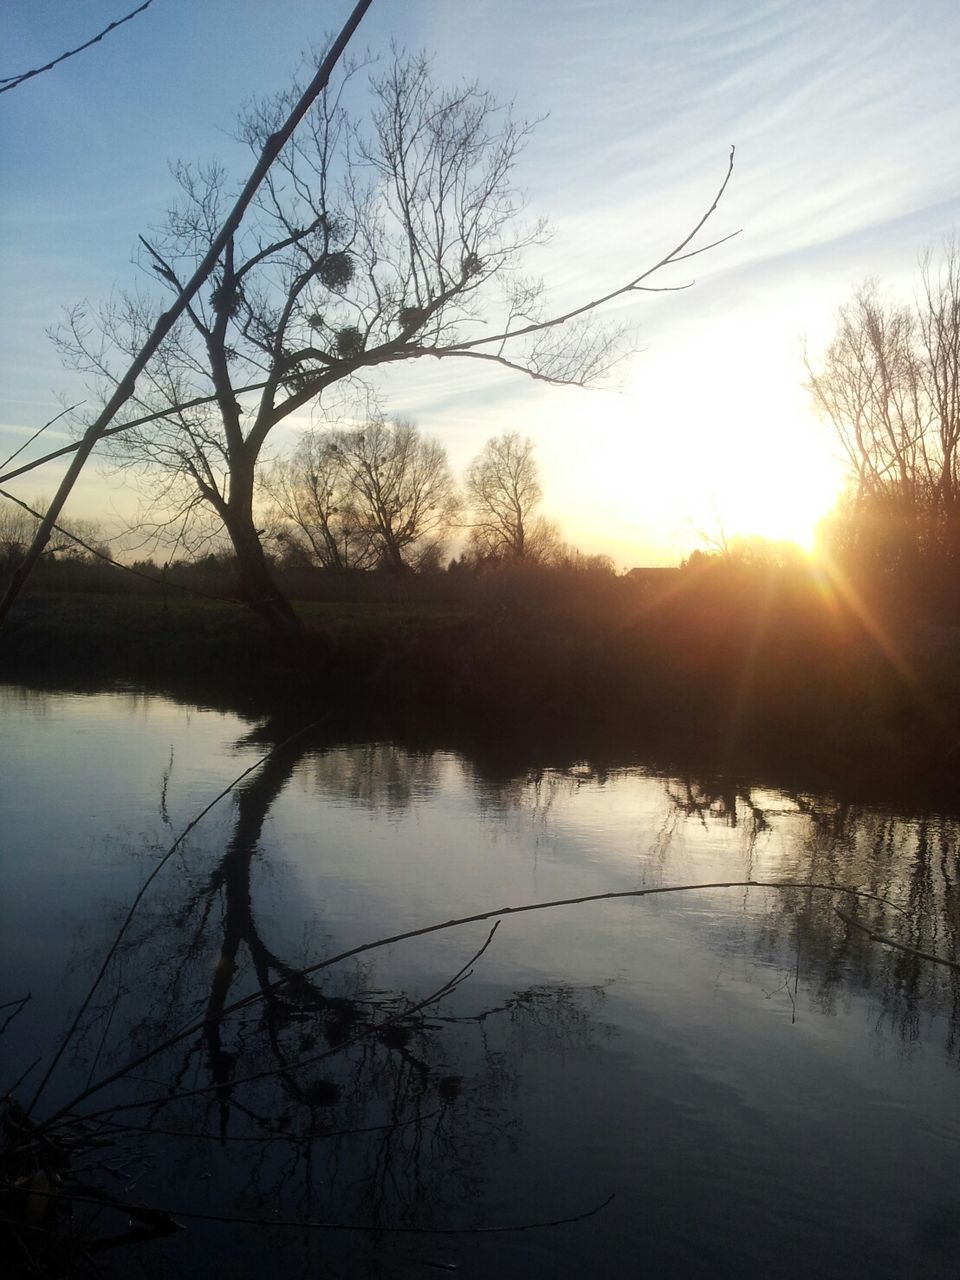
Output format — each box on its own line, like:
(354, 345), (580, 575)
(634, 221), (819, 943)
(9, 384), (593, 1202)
(3, 590), (959, 803)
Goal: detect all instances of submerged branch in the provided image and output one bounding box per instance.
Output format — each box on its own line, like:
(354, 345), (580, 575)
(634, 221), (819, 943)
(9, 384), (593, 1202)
(1, 1180), (615, 1236)
(0, 994), (31, 1037)
(834, 907), (960, 973)
(31, 878), (902, 1136)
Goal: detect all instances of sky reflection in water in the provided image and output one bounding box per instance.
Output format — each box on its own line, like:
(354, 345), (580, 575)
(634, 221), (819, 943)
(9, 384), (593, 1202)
(2, 683), (959, 1279)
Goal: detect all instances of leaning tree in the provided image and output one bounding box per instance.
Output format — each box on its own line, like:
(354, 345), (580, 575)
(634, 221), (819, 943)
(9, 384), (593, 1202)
(56, 51), (735, 631)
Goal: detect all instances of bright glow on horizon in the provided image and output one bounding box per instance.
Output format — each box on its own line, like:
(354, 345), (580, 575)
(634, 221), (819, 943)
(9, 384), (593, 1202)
(534, 309), (849, 567)
(688, 432), (845, 554)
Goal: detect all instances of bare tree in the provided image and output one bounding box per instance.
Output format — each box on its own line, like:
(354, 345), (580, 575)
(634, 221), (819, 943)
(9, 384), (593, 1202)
(330, 418), (459, 572)
(0, 499), (34, 568)
(808, 284), (926, 494)
(54, 50), (735, 630)
(266, 431), (375, 572)
(465, 431), (558, 562)
(0, 495), (108, 570)
(917, 243), (960, 517)
(807, 248), (960, 573)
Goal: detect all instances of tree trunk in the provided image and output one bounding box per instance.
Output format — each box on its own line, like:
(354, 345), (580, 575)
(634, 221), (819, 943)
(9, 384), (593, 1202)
(225, 462), (302, 634)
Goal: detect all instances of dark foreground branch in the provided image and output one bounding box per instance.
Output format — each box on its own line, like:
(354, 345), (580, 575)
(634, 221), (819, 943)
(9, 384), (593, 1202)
(0, 0), (375, 631)
(34, 878), (903, 1135)
(0, 1180), (615, 1236)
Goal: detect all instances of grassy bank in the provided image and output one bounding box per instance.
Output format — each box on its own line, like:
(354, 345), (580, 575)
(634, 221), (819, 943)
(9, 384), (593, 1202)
(3, 586), (959, 803)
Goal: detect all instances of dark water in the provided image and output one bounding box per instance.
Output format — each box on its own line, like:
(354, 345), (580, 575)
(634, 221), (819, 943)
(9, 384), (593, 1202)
(2, 682), (959, 1278)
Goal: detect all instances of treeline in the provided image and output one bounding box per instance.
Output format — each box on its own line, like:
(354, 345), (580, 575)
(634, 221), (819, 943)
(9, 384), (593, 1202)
(265, 427), (567, 574)
(3, 542), (629, 618)
(0, 496), (112, 579)
(1, 427), (623, 610)
(7, 243), (960, 626)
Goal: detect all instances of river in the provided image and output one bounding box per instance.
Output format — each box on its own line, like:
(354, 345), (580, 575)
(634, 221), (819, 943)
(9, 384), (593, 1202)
(2, 681), (958, 1278)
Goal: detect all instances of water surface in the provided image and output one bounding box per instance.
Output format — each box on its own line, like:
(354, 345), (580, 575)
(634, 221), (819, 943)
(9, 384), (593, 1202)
(2, 683), (958, 1278)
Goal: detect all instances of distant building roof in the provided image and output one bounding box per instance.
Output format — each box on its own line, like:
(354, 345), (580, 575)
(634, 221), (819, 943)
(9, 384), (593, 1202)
(625, 566), (680, 579)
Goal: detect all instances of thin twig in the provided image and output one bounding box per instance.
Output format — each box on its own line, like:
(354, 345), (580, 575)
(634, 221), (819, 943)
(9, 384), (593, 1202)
(1, 1057), (40, 1100)
(0, 993), (31, 1034)
(0, 2), (157, 95)
(0, 404), (82, 472)
(0, 994), (31, 1044)
(446, 147), (739, 355)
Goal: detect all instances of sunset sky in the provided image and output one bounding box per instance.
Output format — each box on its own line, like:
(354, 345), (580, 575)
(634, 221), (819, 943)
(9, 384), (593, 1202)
(3, 0), (960, 565)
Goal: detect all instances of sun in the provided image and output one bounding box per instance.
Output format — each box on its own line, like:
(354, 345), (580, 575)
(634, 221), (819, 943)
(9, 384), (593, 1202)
(703, 446), (843, 553)
(669, 397), (848, 559)
(534, 330), (849, 566)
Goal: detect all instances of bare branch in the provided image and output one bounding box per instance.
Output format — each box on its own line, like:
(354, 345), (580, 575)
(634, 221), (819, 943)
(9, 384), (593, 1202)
(0, 384), (269, 486)
(835, 907), (960, 973)
(445, 147), (738, 354)
(0, 402), (83, 473)
(0, 1), (157, 96)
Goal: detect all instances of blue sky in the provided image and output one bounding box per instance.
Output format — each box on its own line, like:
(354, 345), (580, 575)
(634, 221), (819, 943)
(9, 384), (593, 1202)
(3, 0), (959, 563)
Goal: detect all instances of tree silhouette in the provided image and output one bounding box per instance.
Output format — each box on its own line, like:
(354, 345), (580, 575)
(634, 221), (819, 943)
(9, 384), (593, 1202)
(51, 50), (735, 629)
(465, 431), (558, 563)
(808, 244), (960, 580)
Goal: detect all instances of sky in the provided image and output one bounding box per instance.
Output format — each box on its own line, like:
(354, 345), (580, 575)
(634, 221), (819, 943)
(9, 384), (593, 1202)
(3, 0), (960, 566)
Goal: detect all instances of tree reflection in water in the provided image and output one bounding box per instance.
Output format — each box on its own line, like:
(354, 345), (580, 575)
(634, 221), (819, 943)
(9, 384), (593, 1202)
(5, 718), (960, 1278)
(445, 759), (959, 1060)
(653, 774), (960, 1061)
(4, 719), (612, 1274)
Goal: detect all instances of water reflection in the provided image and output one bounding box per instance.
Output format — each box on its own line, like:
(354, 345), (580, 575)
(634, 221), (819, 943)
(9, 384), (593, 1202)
(638, 774), (959, 1061)
(2, 689), (960, 1279)
(5, 718), (613, 1274)
(304, 741), (442, 812)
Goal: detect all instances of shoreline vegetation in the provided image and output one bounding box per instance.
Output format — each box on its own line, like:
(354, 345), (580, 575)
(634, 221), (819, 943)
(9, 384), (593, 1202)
(3, 555), (959, 807)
